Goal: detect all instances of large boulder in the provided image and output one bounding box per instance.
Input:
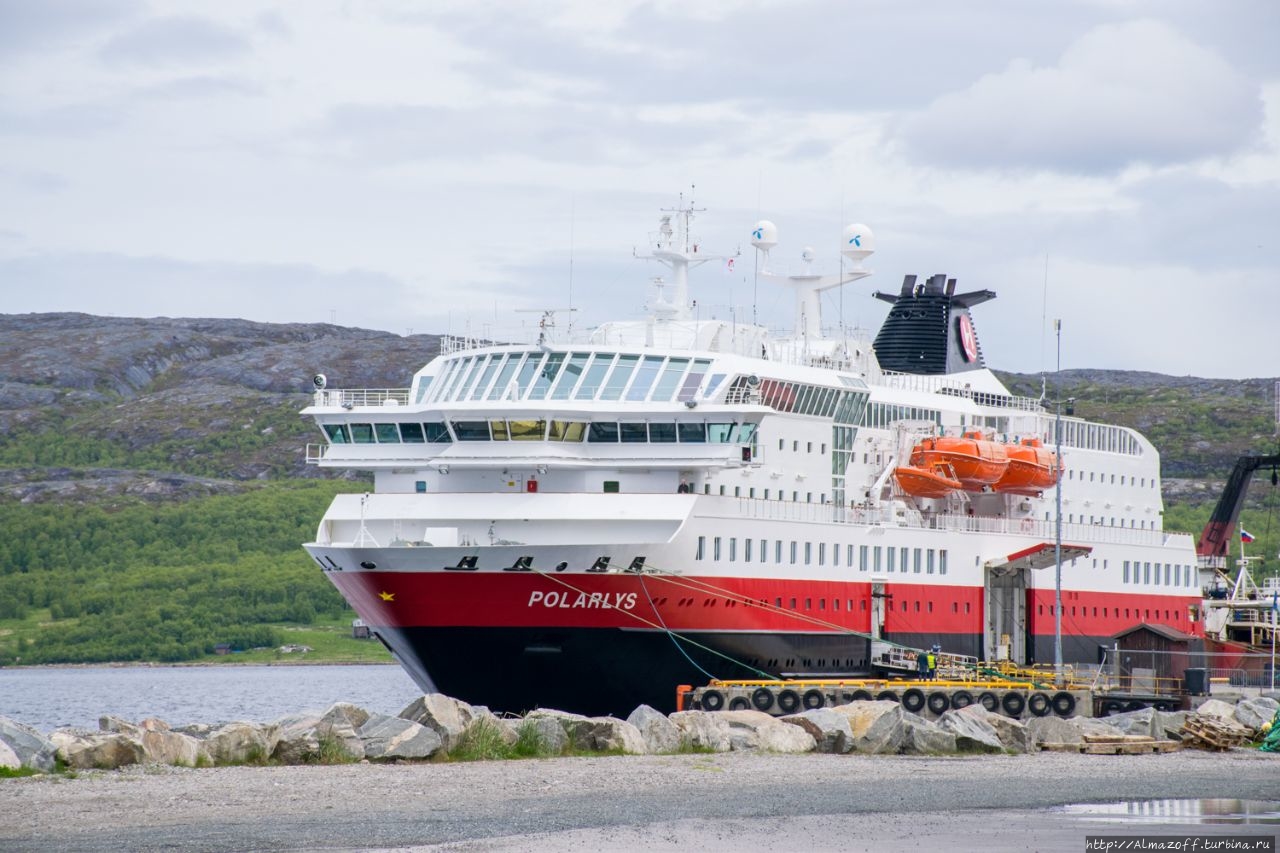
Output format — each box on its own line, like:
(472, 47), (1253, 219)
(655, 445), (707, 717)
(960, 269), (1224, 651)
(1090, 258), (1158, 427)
(358, 713), (443, 761)
(0, 739), (20, 770)
(713, 710), (815, 754)
(515, 715), (569, 755)
(830, 701), (908, 755)
(626, 705), (682, 754)
(1101, 707), (1156, 738)
(1154, 710), (1190, 740)
(99, 715), (141, 737)
(0, 716), (57, 772)
(321, 702), (372, 731)
(900, 711), (957, 755)
(1235, 697), (1280, 732)
(268, 712), (362, 764)
(51, 729), (146, 770)
(1194, 699), (1239, 721)
(781, 708), (855, 754)
(937, 706), (1024, 753)
(463, 709), (518, 748)
(564, 717), (647, 754)
(400, 694), (485, 751)
(669, 711), (733, 752)
(204, 722), (271, 765)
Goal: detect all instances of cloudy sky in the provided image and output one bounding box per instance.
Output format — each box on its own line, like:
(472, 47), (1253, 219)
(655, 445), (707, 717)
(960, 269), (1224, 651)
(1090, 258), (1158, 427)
(2, 0), (1278, 380)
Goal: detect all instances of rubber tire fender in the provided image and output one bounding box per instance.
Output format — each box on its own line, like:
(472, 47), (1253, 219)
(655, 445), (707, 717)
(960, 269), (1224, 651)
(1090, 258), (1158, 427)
(950, 690), (974, 710)
(926, 692), (951, 716)
(1100, 699), (1123, 717)
(801, 688), (827, 711)
(850, 689), (875, 702)
(875, 690), (899, 704)
(1000, 691), (1026, 717)
(1050, 691), (1076, 717)
(776, 688), (801, 714)
(901, 688), (926, 713)
(1027, 691), (1051, 717)
(728, 696), (750, 711)
(977, 691), (999, 712)
(751, 687), (775, 712)
(700, 689), (725, 712)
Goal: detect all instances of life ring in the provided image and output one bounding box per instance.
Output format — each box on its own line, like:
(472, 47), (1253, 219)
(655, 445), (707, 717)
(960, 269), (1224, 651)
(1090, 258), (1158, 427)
(850, 689), (874, 702)
(1001, 691), (1026, 717)
(1050, 691), (1076, 717)
(927, 692), (951, 716)
(776, 688), (801, 714)
(901, 688), (926, 713)
(802, 688), (827, 711)
(700, 689), (725, 711)
(1027, 692), (1051, 717)
(751, 687), (775, 712)
(977, 691), (999, 712)
(728, 696), (750, 711)
(951, 690), (974, 710)
(876, 690), (899, 703)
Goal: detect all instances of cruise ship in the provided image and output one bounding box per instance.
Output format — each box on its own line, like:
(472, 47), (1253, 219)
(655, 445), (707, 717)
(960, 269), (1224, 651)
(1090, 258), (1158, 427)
(302, 202), (1202, 715)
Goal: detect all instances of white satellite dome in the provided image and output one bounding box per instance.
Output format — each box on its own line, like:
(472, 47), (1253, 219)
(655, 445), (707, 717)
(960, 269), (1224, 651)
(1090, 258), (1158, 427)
(841, 223), (875, 263)
(750, 220), (778, 251)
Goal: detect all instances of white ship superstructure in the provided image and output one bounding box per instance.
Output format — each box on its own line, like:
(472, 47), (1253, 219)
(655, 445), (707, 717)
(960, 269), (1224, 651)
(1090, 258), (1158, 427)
(302, 201), (1200, 714)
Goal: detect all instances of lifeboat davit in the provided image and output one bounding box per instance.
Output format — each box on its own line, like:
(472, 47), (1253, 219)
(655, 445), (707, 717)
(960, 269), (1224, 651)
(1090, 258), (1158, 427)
(912, 431), (1009, 490)
(993, 437), (1061, 495)
(894, 464), (963, 499)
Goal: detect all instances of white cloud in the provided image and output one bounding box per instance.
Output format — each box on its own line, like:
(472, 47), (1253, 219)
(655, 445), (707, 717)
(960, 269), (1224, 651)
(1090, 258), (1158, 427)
(894, 19), (1263, 173)
(98, 15), (251, 67)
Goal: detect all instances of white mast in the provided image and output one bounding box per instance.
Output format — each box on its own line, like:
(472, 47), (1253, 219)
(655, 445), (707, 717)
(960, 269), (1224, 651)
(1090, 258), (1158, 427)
(634, 191), (726, 323)
(753, 222), (875, 341)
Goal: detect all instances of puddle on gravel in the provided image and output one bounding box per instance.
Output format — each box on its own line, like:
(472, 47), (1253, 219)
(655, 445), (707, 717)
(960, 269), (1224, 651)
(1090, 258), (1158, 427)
(1057, 799), (1280, 825)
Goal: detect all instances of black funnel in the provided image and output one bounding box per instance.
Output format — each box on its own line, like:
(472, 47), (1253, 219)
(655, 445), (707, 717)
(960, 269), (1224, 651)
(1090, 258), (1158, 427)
(871, 274), (995, 375)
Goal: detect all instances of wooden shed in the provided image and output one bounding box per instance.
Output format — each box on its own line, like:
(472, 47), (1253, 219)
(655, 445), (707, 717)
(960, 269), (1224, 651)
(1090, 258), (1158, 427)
(1110, 623), (1204, 691)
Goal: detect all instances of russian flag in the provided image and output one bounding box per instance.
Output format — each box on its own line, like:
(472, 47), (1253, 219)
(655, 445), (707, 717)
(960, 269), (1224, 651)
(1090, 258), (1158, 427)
(1242, 529), (1257, 543)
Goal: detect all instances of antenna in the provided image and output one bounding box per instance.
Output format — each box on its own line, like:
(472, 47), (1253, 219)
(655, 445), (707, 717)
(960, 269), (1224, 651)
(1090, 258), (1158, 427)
(568, 195), (576, 336)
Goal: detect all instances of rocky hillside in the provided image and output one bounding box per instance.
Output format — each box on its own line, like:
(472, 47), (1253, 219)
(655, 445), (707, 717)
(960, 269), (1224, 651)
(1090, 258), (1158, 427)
(0, 312), (1274, 508)
(0, 313), (439, 501)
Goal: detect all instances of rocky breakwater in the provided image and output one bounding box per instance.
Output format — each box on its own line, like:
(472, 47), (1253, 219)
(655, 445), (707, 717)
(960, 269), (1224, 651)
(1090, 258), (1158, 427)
(4, 693), (1279, 773)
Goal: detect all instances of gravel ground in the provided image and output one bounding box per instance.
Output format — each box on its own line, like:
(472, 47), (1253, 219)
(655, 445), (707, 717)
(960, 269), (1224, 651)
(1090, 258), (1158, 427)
(3, 750), (1279, 852)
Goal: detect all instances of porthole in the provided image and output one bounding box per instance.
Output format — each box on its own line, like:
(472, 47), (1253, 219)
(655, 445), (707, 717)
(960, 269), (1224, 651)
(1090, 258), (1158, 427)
(359, 561), (377, 570)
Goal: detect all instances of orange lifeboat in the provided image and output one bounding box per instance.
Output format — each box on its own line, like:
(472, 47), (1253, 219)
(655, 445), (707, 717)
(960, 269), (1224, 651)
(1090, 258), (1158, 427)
(994, 437), (1061, 495)
(912, 430), (1009, 490)
(894, 463), (963, 499)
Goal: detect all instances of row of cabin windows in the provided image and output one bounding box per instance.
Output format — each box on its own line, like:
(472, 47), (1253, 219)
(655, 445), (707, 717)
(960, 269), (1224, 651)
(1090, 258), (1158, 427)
(749, 597), (971, 615)
(707, 486), (826, 502)
(778, 439), (827, 454)
(1122, 560), (1197, 588)
(695, 537), (947, 575)
(1067, 469), (1156, 488)
(1040, 604), (1186, 623)
(425, 351), (717, 404)
(324, 420), (754, 445)
(1049, 512), (1156, 531)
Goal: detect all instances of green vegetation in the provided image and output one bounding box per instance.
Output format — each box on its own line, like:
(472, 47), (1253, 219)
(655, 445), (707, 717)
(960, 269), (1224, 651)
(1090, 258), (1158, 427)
(0, 482), (391, 666)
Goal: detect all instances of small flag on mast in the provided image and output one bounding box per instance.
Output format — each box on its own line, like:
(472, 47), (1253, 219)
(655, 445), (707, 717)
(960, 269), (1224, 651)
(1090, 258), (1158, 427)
(1242, 529), (1256, 543)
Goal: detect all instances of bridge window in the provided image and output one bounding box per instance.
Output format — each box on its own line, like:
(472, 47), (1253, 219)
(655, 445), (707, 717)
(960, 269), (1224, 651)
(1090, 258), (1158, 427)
(323, 423), (350, 444)
(649, 422), (677, 443)
(373, 423), (400, 443)
(548, 420), (586, 442)
(350, 423), (375, 444)
(451, 421), (490, 441)
(486, 354), (524, 400)
(652, 358), (690, 401)
(425, 422), (451, 443)
(508, 420), (546, 441)
(550, 353), (589, 400)
(588, 422), (620, 442)
(600, 355), (639, 401)
(626, 356), (666, 401)
(399, 422), (425, 443)
(678, 422), (706, 443)
(620, 423), (648, 443)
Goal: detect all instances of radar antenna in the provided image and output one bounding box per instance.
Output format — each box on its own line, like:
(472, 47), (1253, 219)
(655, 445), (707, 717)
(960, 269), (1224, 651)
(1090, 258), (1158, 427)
(515, 307), (577, 347)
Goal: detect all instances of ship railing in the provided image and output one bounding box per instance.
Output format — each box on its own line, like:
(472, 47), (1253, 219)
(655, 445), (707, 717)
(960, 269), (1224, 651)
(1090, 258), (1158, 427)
(312, 388), (411, 408)
(873, 369), (1044, 412)
(441, 334), (505, 355)
(306, 443), (327, 464)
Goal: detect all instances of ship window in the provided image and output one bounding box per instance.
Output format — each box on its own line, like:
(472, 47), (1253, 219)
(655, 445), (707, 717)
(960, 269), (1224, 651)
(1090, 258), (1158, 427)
(414, 375), (433, 404)
(760, 539), (767, 563)
(677, 359), (712, 402)
(696, 536), (705, 560)
(790, 541), (798, 564)
(399, 422), (425, 443)
(713, 537), (721, 560)
(652, 357), (690, 401)
(550, 353), (590, 399)
(1164, 564), (1171, 586)
(847, 544), (854, 566)
(625, 356), (665, 401)
(548, 420), (586, 442)
(1144, 562), (1151, 584)
(779, 439), (785, 451)
(489, 420), (510, 441)
(729, 538), (736, 562)
(529, 352), (565, 400)
(1123, 561), (1130, 582)
(707, 423), (734, 443)
(805, 542), (812, 565)
(649, 422), (677, 443)
(433, 359), (462, 401)
(575, 353), (616, 400)
(470, 355), (504, 400)
(873, 547), (882, 572)
(859, 545), (868, 571)
(704, 373), (727, 398)
(790, 598), (797, 610)
(323, 423), (350, 444)
(425, 422), (451, 443)
(927, 550), (935, 574)
(805, 598), (812, 611)
(508, 419), (546, 441)
(486, 354), (524, 400)
(886, 548), (896, 573)
(832, 543), (839, 567)
(620, 422), (647, 443)
(678, 422), (707, 443)
(744, 539), (753, 562)
(588, 422), (620, 442)
(455, 355), (489, 399)
(719, 485), (726, 495)
(732, 423), (757, 443)
(451, 421), (490, 441)
(350, 423), (375, 444)
(940, 550), (947, 575)
(513, 353), (545, 398)
(600, 354), (639, 401)
(375, 423), (401, 443)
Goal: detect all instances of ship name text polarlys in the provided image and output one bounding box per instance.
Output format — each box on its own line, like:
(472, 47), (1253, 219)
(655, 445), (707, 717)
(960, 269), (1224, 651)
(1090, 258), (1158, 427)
(527, 591), (639, 610)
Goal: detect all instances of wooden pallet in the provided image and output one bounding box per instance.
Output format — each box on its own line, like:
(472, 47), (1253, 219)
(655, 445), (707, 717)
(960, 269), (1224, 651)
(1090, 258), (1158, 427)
(1178, 715), (1251, 751)
(1039, 735), (1179, 755)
